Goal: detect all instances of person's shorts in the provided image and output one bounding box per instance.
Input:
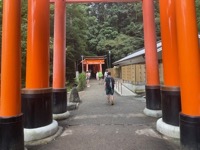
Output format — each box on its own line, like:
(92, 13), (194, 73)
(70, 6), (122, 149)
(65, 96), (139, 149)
(106, 88), (114, 95)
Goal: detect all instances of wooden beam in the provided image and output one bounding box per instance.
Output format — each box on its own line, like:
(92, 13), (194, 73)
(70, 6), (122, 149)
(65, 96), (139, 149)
(50, 0), (141, 3)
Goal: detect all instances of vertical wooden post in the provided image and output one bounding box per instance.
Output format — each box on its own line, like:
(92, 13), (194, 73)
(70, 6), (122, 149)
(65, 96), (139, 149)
(22, 0), (52, 129)
(86, 64), (89, 71)
(142, 0), (161, 117)
(52, 0), (67, 114)
(159, 0), (180, 125)
(53, 0), (66, 89)
(156, 0), (181, 138)
(0, 0), (24, 149)
(176, 0), (200, 149)
(100, 63), (102, 72)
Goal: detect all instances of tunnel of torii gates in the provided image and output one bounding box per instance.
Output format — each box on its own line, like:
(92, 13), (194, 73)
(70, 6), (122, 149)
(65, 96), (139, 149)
(0, 0), (199, 149)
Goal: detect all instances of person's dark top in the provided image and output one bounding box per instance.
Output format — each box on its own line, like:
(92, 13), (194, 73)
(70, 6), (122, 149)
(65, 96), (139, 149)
(105, 75), (115, 90)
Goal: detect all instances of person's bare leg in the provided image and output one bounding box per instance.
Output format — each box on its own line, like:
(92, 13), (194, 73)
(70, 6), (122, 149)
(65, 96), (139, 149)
(87, 80), (90, 87)
(107, 95), (110, 103)
(110, 95), (114, 105)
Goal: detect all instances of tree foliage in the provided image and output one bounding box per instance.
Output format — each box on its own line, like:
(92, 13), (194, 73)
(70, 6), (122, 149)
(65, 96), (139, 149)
(196, 0), (200, 30)
(87, 3), (144, 55)
(65, 4), (89, 82)
(86, 2), (160, 65)
(21, 0), (28, 86)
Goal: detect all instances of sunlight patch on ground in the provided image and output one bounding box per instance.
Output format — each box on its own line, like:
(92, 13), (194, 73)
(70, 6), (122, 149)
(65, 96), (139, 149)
(135, 128), (161, 139)
(61, 129), (73, 137)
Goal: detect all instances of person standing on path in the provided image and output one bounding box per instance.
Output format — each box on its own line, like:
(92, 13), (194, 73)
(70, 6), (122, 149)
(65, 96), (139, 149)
(96, 71), (99, 81)
(104, 72), (115, 105)
(104, 69), (108, 80)
(86, 70), (91, 87)
(98, 71), (103, 84)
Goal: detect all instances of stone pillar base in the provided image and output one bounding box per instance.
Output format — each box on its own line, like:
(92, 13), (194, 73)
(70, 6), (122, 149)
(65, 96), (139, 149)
(67, 102), (79, 110)
(156, 118), (180, 139)
(143, 107), (162, 118)
(24, 120), (58, 142)
(25, 126), (63, 146)
(53, 111), (70, 120)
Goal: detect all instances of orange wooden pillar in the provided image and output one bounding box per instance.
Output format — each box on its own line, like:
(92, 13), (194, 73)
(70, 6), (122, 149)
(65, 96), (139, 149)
(0, 0), (24, 149)
(21, 0), (53, 129)
(176, 0), (200, 149)
(142, 0), (161, 116)
(86, 64), (89, 71)
(99, 63), (102, 72)
(159, 0), (181, 126)
(52, 0), (67, 114)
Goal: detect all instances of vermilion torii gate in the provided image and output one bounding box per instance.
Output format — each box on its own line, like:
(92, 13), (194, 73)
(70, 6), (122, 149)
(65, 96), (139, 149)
(50, 0), (162, 122)
(82, 56), (105, 73)
(0, 0), (199, 150)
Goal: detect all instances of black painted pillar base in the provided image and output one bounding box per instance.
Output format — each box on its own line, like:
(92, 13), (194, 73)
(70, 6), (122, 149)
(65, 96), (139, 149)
(145, 85), (161, 110)
(180, 113), (200, 150)
(22, 88), (53, 128)
(161, 86), (181, 126)
(0, 114), (24, 150)
(52, 88), (67, 114)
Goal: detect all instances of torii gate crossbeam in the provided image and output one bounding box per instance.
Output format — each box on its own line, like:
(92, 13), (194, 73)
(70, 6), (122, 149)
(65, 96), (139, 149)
(50, 0), (141, 3)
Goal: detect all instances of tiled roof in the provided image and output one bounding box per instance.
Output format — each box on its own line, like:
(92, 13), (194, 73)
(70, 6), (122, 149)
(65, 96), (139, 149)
(113, 41), (162, 65)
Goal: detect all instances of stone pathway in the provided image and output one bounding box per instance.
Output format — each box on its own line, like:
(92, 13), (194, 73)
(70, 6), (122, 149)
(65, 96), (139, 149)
(28, 79), (180, 150)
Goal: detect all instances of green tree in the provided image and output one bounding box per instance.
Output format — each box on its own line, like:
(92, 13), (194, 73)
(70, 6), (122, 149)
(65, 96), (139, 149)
(21, 0), (28, 87)
(87, 3), (151, 63)
(196, 0), (200, 31)
(66, 4), (89, 82)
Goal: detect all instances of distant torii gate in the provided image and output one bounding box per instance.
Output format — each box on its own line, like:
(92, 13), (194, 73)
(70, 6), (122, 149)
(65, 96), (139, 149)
(1, 0), (199, 149)
(82, 56), (105, 73)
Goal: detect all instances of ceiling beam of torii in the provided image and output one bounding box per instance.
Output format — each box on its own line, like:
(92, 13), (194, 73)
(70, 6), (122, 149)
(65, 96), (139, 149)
(50, 0), (141, 3)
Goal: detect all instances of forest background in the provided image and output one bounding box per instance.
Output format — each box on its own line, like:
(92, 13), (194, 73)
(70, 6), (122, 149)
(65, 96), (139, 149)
(0, 1), (199, 86)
